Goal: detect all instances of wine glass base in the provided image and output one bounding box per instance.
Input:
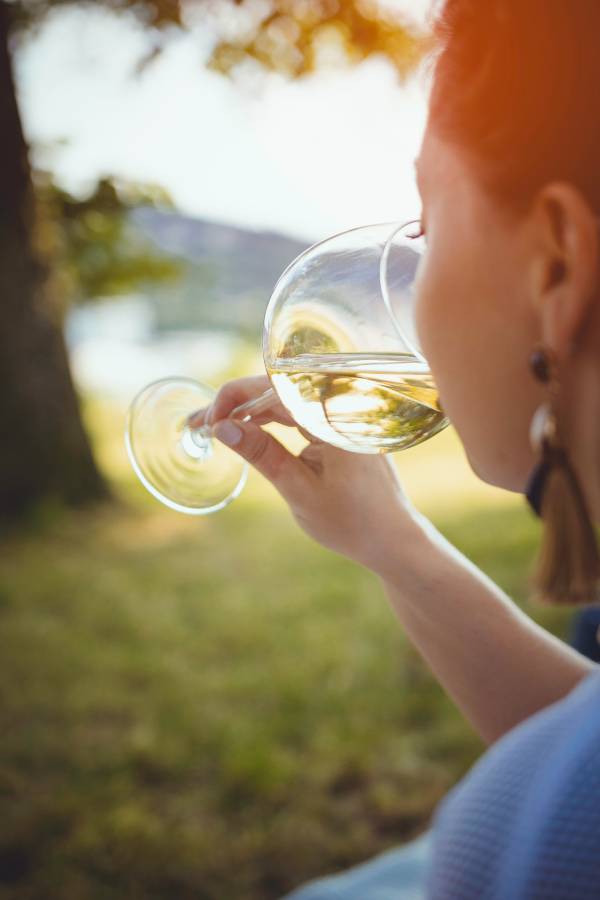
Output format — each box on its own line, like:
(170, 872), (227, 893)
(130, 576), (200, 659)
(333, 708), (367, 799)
(179, 426), (214, 461)
(125, 377), (248, 515)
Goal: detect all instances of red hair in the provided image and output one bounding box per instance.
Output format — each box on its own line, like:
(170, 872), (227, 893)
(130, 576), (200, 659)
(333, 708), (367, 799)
(428, 1), (600, 214)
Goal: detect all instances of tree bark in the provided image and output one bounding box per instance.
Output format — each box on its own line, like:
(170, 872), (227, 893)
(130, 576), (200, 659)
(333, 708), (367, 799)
(0, 3), (109, 525)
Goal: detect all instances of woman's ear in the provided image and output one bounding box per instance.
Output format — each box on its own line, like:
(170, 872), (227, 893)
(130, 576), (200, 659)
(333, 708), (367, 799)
(528, 181), (599, 363)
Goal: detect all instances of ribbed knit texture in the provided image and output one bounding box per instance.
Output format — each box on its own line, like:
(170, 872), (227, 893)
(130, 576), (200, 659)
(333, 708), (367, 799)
(427, 667), (600, 899)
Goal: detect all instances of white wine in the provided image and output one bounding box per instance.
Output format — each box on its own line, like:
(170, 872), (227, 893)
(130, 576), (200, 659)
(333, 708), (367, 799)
(267, 352), (449, 453)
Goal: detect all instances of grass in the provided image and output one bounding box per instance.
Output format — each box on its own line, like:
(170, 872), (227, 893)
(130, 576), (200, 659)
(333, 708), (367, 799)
(0, 396), (576, 899)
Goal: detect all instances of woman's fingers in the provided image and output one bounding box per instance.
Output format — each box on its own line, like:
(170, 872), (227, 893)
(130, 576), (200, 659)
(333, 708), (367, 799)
(187, 376), (295, 428)
(212, 418), (303, 495)
(209, 376), (271, 422)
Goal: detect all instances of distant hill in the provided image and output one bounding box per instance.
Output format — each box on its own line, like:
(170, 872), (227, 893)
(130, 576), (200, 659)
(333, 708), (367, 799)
(129, 207), (310, 341)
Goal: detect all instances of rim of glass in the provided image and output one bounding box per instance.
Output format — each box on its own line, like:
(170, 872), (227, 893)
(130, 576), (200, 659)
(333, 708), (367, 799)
(125, 376), (249, 516)
(379, 218), (427, 363)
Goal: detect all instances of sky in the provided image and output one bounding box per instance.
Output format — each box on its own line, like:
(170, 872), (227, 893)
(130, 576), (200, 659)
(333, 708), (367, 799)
(16, 2), (433, 243)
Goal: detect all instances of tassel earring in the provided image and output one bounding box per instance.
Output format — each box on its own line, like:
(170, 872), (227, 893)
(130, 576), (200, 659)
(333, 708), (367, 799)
(525, 344), (600, 604)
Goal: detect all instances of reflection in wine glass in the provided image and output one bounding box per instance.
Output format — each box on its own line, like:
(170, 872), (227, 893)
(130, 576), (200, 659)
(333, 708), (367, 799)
(125, 220), (449, 515)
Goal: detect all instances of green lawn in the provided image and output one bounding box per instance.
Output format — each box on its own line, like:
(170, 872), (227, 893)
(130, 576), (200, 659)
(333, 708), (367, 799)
(0, 399), (574, 899)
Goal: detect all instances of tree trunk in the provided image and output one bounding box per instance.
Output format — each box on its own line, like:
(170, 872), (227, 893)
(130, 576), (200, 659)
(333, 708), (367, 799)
(0, 3), (109, 525)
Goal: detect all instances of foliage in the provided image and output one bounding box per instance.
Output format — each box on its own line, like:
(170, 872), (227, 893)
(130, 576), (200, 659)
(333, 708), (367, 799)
(205, 0), (428, 80)
(34, 173), (182, 306)
(8, 0), (429, 82)
(7, 0), (185, 32)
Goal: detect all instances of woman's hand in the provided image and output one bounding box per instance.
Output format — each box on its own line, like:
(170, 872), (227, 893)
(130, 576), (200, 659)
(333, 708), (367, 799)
(191, 376), (599, 748)
(189, 375), (428, 576)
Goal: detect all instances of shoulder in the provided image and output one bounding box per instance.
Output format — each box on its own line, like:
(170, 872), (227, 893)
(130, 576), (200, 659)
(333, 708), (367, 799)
(427, 667), (600, 900)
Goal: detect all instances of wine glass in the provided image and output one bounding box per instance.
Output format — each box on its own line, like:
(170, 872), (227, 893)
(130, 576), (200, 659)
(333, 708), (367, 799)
(125, 220), (449, 515)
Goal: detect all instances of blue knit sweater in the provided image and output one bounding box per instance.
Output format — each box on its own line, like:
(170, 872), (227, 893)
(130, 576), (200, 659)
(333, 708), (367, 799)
(427, 666), (600, 899)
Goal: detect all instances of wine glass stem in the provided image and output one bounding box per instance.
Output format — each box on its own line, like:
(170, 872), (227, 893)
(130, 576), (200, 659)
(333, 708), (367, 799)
(190, 387), (278, 440)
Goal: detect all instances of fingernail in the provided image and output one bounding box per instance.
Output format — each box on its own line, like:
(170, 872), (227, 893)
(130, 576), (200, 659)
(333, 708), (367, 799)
(213, 420), (242, 447)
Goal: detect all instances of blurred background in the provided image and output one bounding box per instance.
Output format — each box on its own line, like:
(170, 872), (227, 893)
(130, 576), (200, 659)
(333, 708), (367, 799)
(0, 1), (577, 897)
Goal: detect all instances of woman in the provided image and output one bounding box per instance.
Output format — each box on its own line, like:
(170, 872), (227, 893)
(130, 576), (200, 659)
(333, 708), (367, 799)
(195, 1), (600, 896)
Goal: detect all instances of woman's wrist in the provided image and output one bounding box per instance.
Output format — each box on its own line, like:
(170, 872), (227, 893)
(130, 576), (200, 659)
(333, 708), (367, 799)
(358, 505), (439, 585)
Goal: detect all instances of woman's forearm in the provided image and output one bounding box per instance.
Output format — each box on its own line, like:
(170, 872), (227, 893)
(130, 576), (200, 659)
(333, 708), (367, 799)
(376, 511), (598, 745)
